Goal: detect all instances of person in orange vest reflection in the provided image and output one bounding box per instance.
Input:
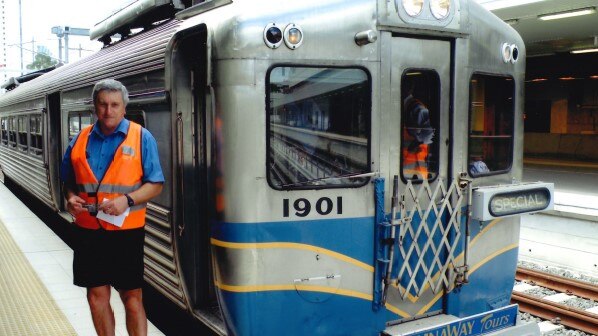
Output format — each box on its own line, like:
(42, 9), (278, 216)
(402, 88), (434, 180)
(60, 78), (164, 336)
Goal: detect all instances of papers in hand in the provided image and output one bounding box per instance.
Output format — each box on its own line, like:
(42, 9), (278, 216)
(96, 198), (130, 227)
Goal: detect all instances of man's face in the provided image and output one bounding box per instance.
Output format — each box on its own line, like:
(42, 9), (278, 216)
(95, 90), (126, 134)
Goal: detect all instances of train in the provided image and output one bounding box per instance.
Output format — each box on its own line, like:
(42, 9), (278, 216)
(0, 0), (555, 335)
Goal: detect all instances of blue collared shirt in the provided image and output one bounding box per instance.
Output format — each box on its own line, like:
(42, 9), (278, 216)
(60, 119), (165, 186)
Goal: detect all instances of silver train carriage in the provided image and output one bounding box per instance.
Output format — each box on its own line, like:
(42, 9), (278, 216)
(0, 0), (554, 335)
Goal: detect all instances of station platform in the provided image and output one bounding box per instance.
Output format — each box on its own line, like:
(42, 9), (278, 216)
(523, 157), (598, 219)
(521, 158), (598, 278)
(0, 182), (164, 336)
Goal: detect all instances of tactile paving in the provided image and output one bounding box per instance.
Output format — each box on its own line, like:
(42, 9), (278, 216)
(0, 218), (77, 335)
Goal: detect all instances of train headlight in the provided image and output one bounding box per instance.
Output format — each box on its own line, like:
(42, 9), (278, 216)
(501, 43), (520, 63)
(402, 0), (424, 17)
(510, 44), (519, 63)
(430, 0), (450, 19)
(284, 23), (303, 49)
(264, 23), (283, 49)
(501, 43), (512, 63)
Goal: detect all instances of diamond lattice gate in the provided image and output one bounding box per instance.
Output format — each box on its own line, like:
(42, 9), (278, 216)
(385, 177), (468, 301)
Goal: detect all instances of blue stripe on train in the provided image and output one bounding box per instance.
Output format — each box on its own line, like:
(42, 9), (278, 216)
(212, 217), (518, 335)
(217, 288), (390, 336)
(211, 209), (485, 269)
(447, 247), (519, 317)
(212, 217), (376, 266)
(215, 247), (519, 336)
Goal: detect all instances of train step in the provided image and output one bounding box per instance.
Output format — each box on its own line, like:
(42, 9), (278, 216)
(383, 314), (459, 336)
(382, 305), (540, 336)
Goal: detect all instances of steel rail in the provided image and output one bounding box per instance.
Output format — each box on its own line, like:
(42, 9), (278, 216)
(516, 267), (598, 302)
(511, 291), (598, 335)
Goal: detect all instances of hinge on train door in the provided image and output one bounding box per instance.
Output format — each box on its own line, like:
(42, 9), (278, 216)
(373, 177), (388, 311)
(455, 172), (473, 287)
(176, 111), (185, 238)
(373, 176), (404, 309)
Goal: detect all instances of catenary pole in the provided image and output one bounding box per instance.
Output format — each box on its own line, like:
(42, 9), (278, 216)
(18, 0), (23, 74)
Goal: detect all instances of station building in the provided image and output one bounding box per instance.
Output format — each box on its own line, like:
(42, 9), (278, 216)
(483, 0), (598, 162)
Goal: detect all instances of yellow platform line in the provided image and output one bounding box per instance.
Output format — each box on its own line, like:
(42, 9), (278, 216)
(0, 219), (76, 336)
(524, 158), (598, 169)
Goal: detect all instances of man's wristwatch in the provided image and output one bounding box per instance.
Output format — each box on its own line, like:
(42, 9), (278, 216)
(124, 194), (135, 207)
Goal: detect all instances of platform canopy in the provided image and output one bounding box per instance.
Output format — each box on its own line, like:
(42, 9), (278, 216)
(479, 0), (598, 56)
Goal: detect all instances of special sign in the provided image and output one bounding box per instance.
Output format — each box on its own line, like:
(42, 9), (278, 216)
(471, 182), (554, 221)
(489, 188), (551, 217)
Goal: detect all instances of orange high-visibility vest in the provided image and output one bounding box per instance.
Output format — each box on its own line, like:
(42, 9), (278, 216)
(70, 122), (146, 230)
(402, 143), (429, 179)
(402, 128), (429, 180)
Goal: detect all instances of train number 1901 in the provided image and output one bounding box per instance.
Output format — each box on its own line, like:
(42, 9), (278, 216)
(283, 197), (343, 218)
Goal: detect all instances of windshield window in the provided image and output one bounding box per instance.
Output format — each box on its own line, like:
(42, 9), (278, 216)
(468, 74), (514, 176)
(267, 66), (371, 189)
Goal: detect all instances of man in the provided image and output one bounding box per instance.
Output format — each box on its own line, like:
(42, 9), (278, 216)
(61, 79), (164, 336)
(402, 89), (434, 180)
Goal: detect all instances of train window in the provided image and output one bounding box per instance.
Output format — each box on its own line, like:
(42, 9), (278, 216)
(267, 66), (371, 189)
(8, 117), (17, 148)
(468, 74), (514, 176)
(401, 70), (440, 182)
(125, 110), (146, 128)
(30, 114), (43, 156)
(68, 111), (93, 141)
(17, 116), (28, 151)
(1, 118), (7, 146)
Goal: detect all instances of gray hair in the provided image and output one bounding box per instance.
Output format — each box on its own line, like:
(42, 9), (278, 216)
(92, 79), (129, 106)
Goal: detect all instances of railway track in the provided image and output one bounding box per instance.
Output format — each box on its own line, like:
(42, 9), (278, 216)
(512, 267), (598, 335)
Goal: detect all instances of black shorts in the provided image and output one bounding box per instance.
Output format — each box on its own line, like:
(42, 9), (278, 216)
(73, 226), (145, 290)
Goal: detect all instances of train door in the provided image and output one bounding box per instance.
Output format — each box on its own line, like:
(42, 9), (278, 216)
(382, 36), (466, 319)
(46, 92), (63, 211)
(169, 24), (219, 318)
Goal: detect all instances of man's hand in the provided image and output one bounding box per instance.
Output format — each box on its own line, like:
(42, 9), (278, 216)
(98, 196), (129, 216)
(67, 195), (87, 216)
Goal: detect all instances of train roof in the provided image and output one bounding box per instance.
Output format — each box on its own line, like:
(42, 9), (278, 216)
(0, 0), (522, 109)
(0, 20), (181, 109)
(0, 66), (59, 92)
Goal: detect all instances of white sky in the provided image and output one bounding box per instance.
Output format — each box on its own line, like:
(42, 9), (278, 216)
(1, 0), (131, 80)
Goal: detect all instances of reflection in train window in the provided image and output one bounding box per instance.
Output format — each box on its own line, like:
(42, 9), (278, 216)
(1, 118), (7, 145)
(8, 117), (17, 147)
(401, 70), (440, 182)
(17, 116), (28, 152)
(468, 74), (514, 176)
(68, 111), (93, 141)
(125, 110), (146, 128)
(30, 114), (43, 156)
(267, 66), (370, 189)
